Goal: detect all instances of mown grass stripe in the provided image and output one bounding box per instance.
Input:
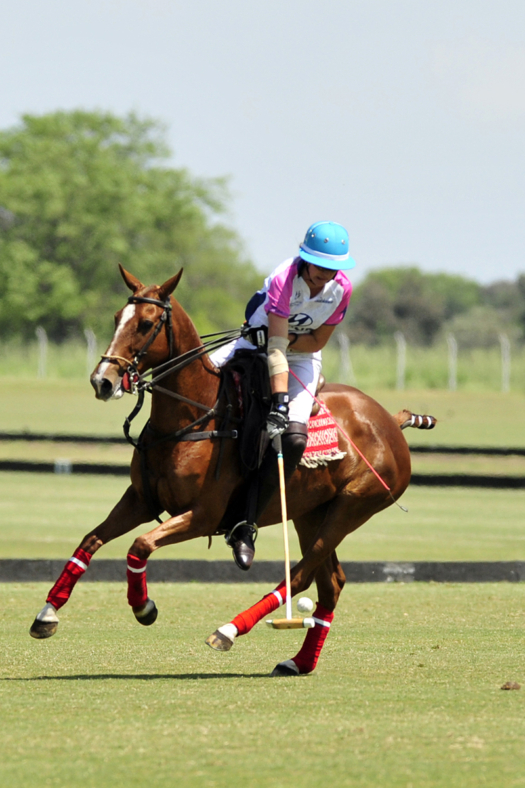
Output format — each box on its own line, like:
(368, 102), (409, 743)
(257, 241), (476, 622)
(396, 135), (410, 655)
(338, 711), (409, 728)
(2, 431), (525, 456)
(2, 459), (525, 488)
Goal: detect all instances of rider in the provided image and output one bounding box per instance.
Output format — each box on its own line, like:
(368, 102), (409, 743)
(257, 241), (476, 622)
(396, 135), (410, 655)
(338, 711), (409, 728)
(211, 221), (356, 570)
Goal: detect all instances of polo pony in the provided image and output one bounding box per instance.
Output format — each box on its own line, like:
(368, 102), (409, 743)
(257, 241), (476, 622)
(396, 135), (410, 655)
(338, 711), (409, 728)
(29, 266), (435, 676)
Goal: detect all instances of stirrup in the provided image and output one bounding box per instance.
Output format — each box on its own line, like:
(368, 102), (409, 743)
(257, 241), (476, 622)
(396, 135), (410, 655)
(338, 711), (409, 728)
(226, 521), (259, 571)
(225, 520), (258, 546)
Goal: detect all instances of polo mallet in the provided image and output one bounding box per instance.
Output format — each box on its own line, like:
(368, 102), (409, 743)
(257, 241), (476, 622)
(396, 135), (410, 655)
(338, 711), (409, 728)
(266, 432), (314, 630)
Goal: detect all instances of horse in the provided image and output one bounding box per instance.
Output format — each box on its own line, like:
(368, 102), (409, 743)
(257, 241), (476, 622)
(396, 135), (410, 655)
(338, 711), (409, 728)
(29, 265), (436, 676)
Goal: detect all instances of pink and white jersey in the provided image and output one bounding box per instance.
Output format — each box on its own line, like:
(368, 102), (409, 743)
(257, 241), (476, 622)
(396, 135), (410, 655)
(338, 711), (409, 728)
(211, 256), (352, 415)
(246, 257), (352, 338)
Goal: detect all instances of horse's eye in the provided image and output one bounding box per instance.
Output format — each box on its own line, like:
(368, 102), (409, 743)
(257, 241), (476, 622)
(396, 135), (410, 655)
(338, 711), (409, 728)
(140, 319), (154, 332)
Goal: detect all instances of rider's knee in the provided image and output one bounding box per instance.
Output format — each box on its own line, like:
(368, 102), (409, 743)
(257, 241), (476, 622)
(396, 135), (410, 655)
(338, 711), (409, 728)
(282, 422), (308, 462)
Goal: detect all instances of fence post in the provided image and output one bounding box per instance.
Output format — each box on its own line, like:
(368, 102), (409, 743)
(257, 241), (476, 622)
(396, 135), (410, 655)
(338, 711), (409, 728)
(499, 333), (511, 393)
(447, 333), (457, 391)
(337, 331), (356, 385)
(394, 331), (406, 390)
(35, 326), (48, 379)
(84, 329), (97, 377)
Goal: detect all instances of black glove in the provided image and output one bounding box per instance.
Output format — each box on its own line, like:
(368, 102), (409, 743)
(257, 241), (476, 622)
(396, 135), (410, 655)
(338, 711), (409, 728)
(266, 392), (289, 439)
(242, 323), (268, 349)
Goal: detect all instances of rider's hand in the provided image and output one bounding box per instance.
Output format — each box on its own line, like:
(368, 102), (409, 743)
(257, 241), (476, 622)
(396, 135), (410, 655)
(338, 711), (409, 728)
(242, 324), (268, 349)
(266, 393), (289, 439)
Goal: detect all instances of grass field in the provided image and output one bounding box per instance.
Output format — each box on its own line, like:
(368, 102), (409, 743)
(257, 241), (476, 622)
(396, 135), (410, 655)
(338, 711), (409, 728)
(1, 377), (524, 562)
(2, 582), (525, 788)
(2, 374), (525, 787)
(2, 377), (525, 448)
(1, 472), (525, 562)
(3, 441), (525, 478)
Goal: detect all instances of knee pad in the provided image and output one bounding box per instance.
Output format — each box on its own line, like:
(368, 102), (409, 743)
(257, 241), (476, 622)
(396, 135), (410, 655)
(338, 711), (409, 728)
(282, 422), (308, 470)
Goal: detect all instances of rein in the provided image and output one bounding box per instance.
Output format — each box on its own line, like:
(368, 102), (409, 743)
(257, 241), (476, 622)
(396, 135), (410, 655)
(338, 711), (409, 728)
(102, 293), (242, 421)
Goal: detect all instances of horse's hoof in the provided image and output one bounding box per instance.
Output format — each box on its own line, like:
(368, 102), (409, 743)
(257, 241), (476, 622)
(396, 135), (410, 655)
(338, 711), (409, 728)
(133, 599), (158, 626)
(205, 630), (234, 652)
(29, 619), (58, 639)
(271, 660), (300, 677)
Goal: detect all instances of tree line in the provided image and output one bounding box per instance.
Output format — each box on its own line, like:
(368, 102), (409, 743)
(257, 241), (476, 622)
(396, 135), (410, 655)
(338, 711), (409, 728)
(1, 110), (523, 349)
(0, 110), (260, 341)
(344, 267), (525, 348)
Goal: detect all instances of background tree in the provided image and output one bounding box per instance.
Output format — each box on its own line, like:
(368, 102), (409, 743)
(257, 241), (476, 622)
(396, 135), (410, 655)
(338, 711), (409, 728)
(345, 267), (483, 345)
(0, 111), (260, 340)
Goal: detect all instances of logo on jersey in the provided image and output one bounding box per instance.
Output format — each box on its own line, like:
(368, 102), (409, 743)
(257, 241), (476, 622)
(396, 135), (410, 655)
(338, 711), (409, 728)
(290, 291), (303, 308)
(288, 313), (313, 329)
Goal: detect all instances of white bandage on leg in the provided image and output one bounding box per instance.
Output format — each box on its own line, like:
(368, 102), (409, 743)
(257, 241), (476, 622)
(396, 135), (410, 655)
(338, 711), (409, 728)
(218, 623), (238, 643)
(36, 603), (59, 623)
(267, 335), (289, 377)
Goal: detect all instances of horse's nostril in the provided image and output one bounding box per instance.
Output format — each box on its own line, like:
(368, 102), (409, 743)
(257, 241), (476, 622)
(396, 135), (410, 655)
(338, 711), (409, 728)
(91, 375), (116, 400)
(100, 378), (114, 398)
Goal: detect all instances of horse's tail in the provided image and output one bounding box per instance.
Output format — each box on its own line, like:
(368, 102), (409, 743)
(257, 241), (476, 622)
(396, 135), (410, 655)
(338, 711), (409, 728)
(394, 409), (437, 430)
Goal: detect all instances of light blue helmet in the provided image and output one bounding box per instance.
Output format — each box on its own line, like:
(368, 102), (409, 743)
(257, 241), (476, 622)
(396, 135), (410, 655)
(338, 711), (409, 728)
(299, 221), (356, 270)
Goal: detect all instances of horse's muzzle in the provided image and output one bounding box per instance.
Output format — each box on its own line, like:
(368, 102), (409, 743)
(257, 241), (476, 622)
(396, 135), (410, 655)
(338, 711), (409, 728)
(90, 369), (124, 401)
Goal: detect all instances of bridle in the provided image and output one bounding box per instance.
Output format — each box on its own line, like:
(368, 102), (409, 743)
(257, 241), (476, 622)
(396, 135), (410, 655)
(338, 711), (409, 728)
(101, 294), (174, 380)
(98, 292), (243, 522)
(101, 292), (243, 393)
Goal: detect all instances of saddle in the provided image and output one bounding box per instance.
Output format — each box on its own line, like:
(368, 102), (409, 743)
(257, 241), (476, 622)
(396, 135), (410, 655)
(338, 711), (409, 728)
(215, 356), (340, 538)
(221, 351), (328, 477)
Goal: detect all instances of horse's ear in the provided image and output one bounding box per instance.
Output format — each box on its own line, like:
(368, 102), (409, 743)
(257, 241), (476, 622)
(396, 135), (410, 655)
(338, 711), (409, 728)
(158, 269), (183, 301)
(119, 264), (144, 293)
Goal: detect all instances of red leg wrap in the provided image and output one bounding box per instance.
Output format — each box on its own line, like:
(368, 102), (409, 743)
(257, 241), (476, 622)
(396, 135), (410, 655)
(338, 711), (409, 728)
(291, 603), (334, 674)
(126, 554), (148, 608)
(46, 548), (92, 611)
(231, 580), (287, 636)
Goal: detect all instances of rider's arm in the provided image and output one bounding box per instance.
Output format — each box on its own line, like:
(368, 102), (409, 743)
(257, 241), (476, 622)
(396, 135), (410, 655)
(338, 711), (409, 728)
(267, 312), (289, 394)
(287, 323), (336, 354)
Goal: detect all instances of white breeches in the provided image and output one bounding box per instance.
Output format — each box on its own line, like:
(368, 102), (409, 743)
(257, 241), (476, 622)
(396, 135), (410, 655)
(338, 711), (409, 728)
(210, 339), (322, 425)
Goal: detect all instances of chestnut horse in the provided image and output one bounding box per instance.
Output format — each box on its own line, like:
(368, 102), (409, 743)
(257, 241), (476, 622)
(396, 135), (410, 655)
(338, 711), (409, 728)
(29, 266), (435, 676)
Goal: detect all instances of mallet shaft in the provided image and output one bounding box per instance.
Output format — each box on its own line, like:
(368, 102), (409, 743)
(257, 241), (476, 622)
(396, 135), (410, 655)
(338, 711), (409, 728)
(275, 438), (292, 620)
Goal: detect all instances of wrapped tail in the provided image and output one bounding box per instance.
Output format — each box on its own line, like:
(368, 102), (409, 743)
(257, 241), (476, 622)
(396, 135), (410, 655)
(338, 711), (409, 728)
(394, 409), (437, 430)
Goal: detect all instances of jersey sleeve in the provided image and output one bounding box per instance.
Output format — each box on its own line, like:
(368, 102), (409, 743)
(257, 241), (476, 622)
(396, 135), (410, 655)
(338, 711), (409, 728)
(324, 278), (352, 325)
(264, 262), (296, 318)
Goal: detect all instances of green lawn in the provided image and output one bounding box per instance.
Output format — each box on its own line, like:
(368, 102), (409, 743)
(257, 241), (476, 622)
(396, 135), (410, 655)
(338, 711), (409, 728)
(2, 377), (525, 447)
(0, 377), (147, 437)
(1, 379), (524, 564)
(2, 582), (525, 788)
(1, 472), (525, 562)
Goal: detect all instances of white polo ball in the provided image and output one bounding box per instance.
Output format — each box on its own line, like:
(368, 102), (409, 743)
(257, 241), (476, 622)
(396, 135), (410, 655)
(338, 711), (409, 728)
(296, 597), (314, 614)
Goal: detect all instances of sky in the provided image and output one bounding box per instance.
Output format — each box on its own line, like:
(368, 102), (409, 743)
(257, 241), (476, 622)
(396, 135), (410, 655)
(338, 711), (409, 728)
(1, 0), (524, 284)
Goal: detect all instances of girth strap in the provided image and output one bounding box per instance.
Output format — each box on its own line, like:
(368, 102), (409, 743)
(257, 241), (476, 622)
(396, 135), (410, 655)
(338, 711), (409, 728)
(179, 430), (238, 442)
